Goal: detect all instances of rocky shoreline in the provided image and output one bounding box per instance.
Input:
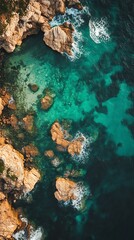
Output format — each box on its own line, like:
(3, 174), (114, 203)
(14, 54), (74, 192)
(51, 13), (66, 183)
(0, 1), (88, 239)
(0, 0), (82, 55)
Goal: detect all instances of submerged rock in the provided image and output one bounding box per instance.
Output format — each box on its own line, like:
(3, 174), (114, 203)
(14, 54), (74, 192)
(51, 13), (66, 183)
(22, 144), (39, 158)
(41, 94), (54, 110)
(22, 114), (34, 133)
(28, 83), (39, 92)
(54, 177), (77, 201)
(44, 150), (55, 158)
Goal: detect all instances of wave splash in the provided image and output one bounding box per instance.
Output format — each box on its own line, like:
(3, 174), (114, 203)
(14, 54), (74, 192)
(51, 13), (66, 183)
(50, 7), (90, 61)
(72, 132), (92, 163)
(89, 17), (110, 43)
(13, 226), (44, 240)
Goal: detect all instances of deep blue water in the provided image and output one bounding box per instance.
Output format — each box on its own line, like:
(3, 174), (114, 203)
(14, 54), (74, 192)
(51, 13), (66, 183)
(1, 0), (134, 239)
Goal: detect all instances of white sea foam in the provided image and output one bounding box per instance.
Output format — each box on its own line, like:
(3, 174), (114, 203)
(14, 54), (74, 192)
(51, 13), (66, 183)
(13, 226), (44, 240)
(62, 182), (89, 210)
(89, 18), (110, 43)
(72, 182), (89, 210)
(72, 132), (92, 163)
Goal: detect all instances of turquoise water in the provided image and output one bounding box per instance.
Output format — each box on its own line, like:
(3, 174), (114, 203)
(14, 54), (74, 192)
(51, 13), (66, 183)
(2, 0), (134, 239)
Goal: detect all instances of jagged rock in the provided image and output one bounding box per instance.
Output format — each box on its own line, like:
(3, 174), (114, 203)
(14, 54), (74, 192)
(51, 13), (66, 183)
(68, 139), (83, 156)
(0, 97), (4, 115)
(0, 137), (6, 145)
(54, 177), (77, 201)
(0, 191), (5, 201)
(0, 144), (24, 189)
(24, 168), (41, 193)
(10, 114), (19, 130)
(0, 198), (22, 239)
(51, 121), (84, 155)
(22, 115), (34, 133)
(44, 22), (74, 55)
(41, 94), (54, 110)
(51, 121), (70, 149)
(22, 144), (39, 158)
(0, 144), (40, 193)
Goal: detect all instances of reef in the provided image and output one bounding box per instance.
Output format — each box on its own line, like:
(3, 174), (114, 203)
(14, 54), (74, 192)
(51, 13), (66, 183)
(0, 0), (82, 55)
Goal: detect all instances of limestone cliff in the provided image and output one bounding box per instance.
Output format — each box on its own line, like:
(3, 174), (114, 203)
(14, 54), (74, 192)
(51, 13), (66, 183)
(0, 0), (82, 55)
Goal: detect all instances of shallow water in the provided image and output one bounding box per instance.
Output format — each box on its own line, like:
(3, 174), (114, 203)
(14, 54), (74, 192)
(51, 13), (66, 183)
(2, 0), (134, 239)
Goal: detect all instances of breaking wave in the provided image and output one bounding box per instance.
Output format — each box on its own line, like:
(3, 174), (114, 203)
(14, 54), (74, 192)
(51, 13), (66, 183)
(13, 226), (44, 240)
(89, 17), (110, 43)
(72, 132), (92, 163)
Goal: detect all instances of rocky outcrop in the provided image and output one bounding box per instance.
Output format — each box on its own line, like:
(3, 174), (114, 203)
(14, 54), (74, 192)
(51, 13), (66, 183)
(0, 0), (82, 55)
(24, 168), (41, 193)
(44, 22), (74, 55)
(22, 144), (39, 158)
(0, 196), (22, 239)
(0, 97), (4, 115)
(22, 114), (34, 133)
(54, 177), (77, 201)
(51, 121), (84, 156)
(41, 94), (54, 110)
(0, 144), (40, 193)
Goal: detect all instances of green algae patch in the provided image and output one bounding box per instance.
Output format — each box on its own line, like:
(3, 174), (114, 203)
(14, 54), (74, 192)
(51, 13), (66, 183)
(0, 159), (5, 174)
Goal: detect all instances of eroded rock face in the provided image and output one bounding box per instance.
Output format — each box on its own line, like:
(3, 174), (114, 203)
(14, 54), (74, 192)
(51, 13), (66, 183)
(22, 144), (39, 158)
(0, 0), (82, 55)
(0, 197), (22, 239)
(0, 97), (4, 115)
(0, 144), (24, 189)
(0, 144), (40, 193)
(54, 177), (77, 201)
(51, 121), (83, 156)
(24, 168), (41, 193)
(44, 22), (74, 55)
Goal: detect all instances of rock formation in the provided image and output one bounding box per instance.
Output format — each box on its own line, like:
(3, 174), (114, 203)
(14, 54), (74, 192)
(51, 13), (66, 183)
(44, 22), (74, 55)
(0, 195), (22, 239)
(0, 0), (82, 55)
(0, 97), (4, 115)
(51, 121), (84, 156)
(54, 177), (77, 201)
(41, 94), (54, 110)
(22, 114), (34, 133)
(22, 144), (39, 158)
(0, 143), (40, 193)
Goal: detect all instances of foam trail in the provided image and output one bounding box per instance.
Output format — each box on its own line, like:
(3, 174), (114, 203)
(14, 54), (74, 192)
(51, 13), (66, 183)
(89, 17), (110, 43)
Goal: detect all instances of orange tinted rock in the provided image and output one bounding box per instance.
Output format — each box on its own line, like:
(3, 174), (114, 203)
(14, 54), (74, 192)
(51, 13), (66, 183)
(0, 137), (5, 145)
(22, 115), (34, 133)
(54, 177), (77, 201)
(10, 114), (19, 130)
(0, 192), (5, 201)
(0, 97), (4, 115)
(68, 140), (82, 156)
(24, 168), (41, 193)
(41, 95), (53, 110)
(44, 150), (54, 158)
(0, 199), (22, 238)
(44, 22), (74, 55)
(22, 144), (39, 158)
